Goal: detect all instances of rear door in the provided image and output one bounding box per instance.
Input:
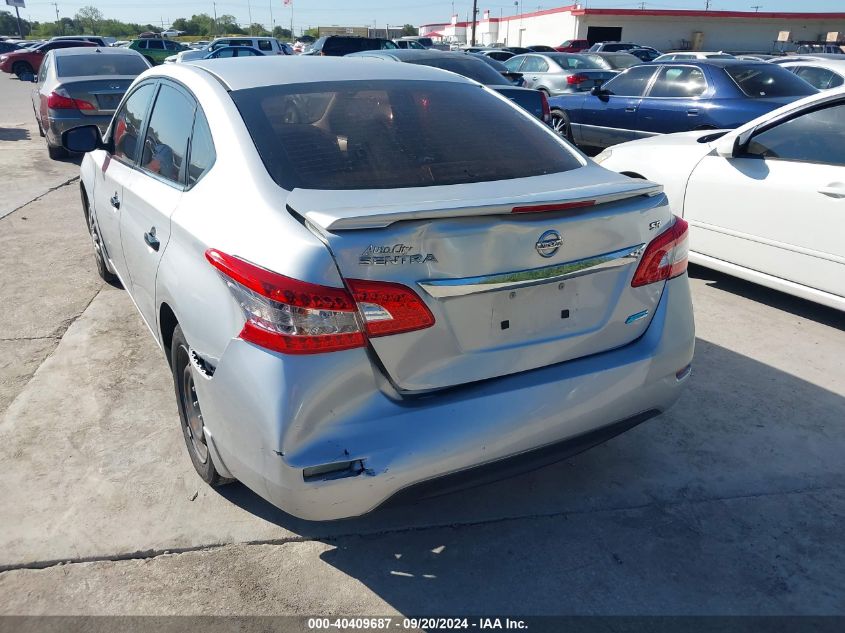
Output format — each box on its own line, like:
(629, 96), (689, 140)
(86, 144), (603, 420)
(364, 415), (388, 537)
(91, 81), (157, 283)
(579, 64), (658, 146)
(637, 64), (710, 134)
(119, 81), (195, 329)
(684, 97), (845, 299)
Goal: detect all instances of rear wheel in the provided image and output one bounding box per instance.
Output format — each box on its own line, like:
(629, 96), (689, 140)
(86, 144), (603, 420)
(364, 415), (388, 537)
(12, 61), (33, 78)
(171, 325), (232, 487)
(550, 108), (573, 142)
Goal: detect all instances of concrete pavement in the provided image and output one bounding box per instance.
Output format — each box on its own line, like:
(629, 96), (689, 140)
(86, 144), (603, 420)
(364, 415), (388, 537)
(0, 76), (843, 616)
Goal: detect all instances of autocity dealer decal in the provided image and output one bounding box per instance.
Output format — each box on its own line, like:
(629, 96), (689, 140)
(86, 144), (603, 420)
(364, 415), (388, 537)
(359, 244), (438, 266)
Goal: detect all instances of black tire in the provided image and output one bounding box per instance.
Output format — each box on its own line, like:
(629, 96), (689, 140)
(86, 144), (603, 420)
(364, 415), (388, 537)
(550, 108), (573, 142)
(12, 61), (33, 78)
(47, 143), (67, 160)
(82, 191), (119, 284)
(171, 325), (232, 487)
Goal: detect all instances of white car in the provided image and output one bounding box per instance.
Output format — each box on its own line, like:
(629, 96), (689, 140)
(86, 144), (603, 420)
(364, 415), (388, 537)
(165, 37), (289, 63)
(597, 87), (845, 311)
(778, 58), (845, 91)
(160, 29), (185, 38)
(653, 51), (734, 61)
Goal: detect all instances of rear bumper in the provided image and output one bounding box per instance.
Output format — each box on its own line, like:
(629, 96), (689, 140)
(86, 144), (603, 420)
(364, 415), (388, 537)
(194, 275), (695, 521)
(46, 113), (112, 146)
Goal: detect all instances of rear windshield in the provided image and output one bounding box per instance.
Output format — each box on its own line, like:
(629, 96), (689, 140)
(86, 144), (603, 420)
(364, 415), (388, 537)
(725, 64), (817, 98)
(56, 54), (148, 77)
(323, 38), (395, 54)
(546, 53), (604, 70)
(604, 53), (641, 69)
(405, 56), (510, 85)
(232, 80), (581, 190)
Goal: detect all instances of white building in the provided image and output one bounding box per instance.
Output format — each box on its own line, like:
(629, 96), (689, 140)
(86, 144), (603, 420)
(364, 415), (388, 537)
(420, 5), (845, 53)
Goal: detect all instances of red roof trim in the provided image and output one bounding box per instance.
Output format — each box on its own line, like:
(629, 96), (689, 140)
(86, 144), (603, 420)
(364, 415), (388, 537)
(572, 8), (845, 20)
(486, 4), (578, 23)
(419, 22), (449, 28)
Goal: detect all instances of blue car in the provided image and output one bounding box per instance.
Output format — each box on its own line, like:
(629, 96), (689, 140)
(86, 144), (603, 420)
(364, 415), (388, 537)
(548, 59), (817, 149)
(203, 46), (264, 59)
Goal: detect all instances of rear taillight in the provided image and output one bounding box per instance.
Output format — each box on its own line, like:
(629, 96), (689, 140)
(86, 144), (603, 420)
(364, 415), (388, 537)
(206, 249), (434, 354)
(631, 216), (689, 287)
(539, 90), (551, 123)
(47, 91), (95, 111)
(566, 73), (588, 85)
(347, 279), (435, 337)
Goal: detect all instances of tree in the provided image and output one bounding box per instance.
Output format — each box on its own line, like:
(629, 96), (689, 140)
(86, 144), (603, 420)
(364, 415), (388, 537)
(401, 24), (418, 36)
(305, 27), (319, 39)
(272, 26), (292, 40)
(171, 18), (198, 36)
(75, 5), (103, 34)
(0, 10), (32, 37)
(249, 23), (270, 36)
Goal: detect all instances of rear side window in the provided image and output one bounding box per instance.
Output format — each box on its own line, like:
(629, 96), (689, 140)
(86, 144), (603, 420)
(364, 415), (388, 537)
(147, 40), (164, 50)
(135, 40), (147, 49)
(258, 40), (273, 51)
(113, 83), (156, 164)
(140, 84), (196, 184)
(792, 66), (843, 90)
(406, 57), (510, 86)
(604, 65), (657, 96)
(187, 110), (215, 186)
(725, 64), (817, 98)
(56, 54), (148, 77)
(232, 79), (581, 190)
(552, 54), (603, 70)
(504, 56), (526, 72)
(648, 66), (707, 98)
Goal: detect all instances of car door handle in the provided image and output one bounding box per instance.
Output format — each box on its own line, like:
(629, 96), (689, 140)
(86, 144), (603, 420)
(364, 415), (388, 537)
(110, 194), (120, 209)
(144, 227), (160, 251)
(819, 185), (845, 199)
(625, 106), (637, 113)
(687, 109), (699, 116)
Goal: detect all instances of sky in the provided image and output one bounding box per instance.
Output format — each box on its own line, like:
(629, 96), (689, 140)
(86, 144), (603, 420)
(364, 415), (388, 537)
(12, 0), (844, 33)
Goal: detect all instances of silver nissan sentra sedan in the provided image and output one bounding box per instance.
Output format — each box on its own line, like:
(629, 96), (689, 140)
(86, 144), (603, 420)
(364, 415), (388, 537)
(62, 56), (694, 520)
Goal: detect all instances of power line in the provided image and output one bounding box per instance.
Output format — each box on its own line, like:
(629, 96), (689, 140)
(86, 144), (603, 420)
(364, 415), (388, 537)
(751, 4), (762, 11)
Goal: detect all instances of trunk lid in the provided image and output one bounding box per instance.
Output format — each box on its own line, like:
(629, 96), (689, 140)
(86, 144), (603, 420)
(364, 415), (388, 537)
(59, 77), (134, 116)
(291, 169), (671, 392)
(569, 69), (617, 91)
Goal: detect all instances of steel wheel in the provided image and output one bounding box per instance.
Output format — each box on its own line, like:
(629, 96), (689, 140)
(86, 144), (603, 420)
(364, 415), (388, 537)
(180, 360), (209, 464)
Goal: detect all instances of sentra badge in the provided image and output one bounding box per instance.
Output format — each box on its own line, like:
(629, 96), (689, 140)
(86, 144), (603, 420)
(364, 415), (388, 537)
(360, 244), (438, 266)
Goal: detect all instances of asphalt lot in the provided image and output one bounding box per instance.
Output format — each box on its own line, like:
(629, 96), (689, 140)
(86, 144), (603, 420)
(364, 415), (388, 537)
(1, 74), (844, 616)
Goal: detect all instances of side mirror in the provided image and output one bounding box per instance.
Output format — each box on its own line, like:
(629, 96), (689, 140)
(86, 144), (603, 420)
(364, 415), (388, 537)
(62, 125), (105, 153)
(590, 86), (611, 101)
(714, 128), (754, 159)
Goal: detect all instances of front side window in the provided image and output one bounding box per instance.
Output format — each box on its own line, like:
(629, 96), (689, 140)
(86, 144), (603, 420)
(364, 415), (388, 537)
(232, 79), (582, 190)
(140, 84), (196, 184)
(724, 63), (817, 98)
(603, 65), (657, 97)
(112, 83), (156, 164)
(744, 102), (845, 166)
(135, 40), (148, 50)
(504, 56), (526, 72)
(258, 40), (273, 51)
(147, 40), (164, 50)
(648, 66), (707, 98)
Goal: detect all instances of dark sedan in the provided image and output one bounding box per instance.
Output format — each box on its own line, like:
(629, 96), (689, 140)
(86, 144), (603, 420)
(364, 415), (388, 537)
(347, 49), (550, 123)
(548, 59), (817, 149)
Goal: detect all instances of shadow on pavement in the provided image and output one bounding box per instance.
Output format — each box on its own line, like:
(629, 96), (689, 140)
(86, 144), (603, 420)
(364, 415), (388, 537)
(689, 264), (843, 331)
(0, 127), (30, 142)
(217, 330), (845, 614)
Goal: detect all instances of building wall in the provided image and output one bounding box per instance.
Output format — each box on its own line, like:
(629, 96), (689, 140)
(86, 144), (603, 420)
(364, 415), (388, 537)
(426, 6), (845, 52)
(576, 15), (845, 52)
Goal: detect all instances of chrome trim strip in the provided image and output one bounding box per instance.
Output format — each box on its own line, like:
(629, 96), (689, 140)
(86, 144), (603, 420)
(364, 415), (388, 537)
(418, 243), (645, 299)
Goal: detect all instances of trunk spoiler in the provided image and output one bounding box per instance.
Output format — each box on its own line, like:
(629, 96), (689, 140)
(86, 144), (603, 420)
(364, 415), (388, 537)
(287, 174), (662, 231)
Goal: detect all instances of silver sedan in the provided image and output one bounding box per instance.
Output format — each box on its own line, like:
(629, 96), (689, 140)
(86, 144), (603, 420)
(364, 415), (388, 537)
(63, 56), (694, 520)
(504, 52), (618, 95)
(30, 46), (150, 159)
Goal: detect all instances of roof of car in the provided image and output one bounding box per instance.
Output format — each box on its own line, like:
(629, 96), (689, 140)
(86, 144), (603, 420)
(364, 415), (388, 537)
(51, 46), (139, 57)
(643, 58), (764, 67)
(185, 55), (473, 90)
(350, 49), (461, 61)
(777, 57), (845, 67)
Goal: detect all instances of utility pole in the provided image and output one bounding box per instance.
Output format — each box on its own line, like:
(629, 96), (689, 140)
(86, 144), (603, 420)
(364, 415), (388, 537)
(212, 1), (218, 36)
(751, 4), (762, 11)
(269, 0), (274, 33)
(470, 0), (478, 46)
(247, 0), (253, 34)
(704, 0), (711, 9)
(638, 1), (646, 8)
(13, 5), (22, 38)
(52, 2), (62, 34)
